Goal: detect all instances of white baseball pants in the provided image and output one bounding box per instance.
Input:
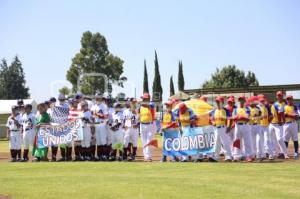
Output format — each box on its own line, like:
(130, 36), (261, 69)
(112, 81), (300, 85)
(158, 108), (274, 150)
(269, 123), (288, 155)
(9, 131), (22, 150)
(23, 129), (35, 150)
(233, 124), (254, 160)
(124, 127), (139, 148)
(81, 125), (92, 148)
(284, 122), (298, 142)
(95, 123), (109, 146)
(214, 126), (232, 160)
(140, 123), (154, 160)
(250, 124), (264, 158)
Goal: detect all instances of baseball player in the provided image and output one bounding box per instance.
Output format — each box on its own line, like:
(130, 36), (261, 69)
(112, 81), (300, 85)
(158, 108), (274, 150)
(57, 94), (69, 108)
(91, 93), (109, 161)
(108, 103), (124, 161)
(80, 101), (93, 161)
(257, 95), (274, 160)
(232, 96), (254, 162)
(210, 96), (233, 162)
(69, 99), (83, 161)
(249, 96), (264, 161)
(138, 93), (156, 162)
(269, 91), (289, 159)
(33, 103), (51, 162)
(174, 103), (197, 162)
(6, 106), (23, 162)
(160, 101), (179, 162)
(225, 97), (237, 149)
(123, 101), (139, 161)
(283, 95), (299, 159)
(21, 104), (35, 162)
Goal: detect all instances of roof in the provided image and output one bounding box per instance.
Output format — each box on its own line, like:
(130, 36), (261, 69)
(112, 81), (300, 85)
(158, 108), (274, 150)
(185, 84), (300, 95)
(0, 99), (37, 114)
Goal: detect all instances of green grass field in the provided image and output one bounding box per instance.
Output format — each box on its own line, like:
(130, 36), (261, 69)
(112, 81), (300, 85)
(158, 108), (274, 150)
(1, 141), (300, 199)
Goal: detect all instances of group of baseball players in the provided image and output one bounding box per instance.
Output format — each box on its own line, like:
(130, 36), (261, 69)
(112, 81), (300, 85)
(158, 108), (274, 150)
(6, 90), (300, 163)
(161, 91), (299, 162)
(6, 92), (157, 162)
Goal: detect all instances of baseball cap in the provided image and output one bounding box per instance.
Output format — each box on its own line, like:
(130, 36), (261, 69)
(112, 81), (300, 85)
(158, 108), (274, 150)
(164, 101), (173, 106)
(141, 93), (151, 99)
(276, 91), (284, 96)
(227, 97), (235, 103)
(95, 93), (103, 98)
(17, 99), (24, 105)
(75, 93), (82, 99)
(286, 95), (293, 100)
(199, 96), (207, 102)
(238, 96), (246, 101)
(58, 93), (66, 100)
(215, 96), (224, 103)
(11, 105), (18, 110)
(49, 97), (57, 103)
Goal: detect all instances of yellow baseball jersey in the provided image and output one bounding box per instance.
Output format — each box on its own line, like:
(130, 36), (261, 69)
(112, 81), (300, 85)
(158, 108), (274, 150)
(140, 106), (153, 123)
(284, 105), (298, 123)
(249, 106), (261, 125)
(233, 107), (250, 124)
(259, 104), (272, 126)
(210, 108), (230, 126)
(175, 108), (196, 127)
(161, 111), (176, 129)
(271, 101), (286, 124)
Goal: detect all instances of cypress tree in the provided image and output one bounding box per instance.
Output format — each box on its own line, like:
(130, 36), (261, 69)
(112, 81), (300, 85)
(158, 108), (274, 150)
(178, 61), (185, 91)
(152, 50), (163, 101)
(170, 75), (175, 97)
(143, 59), (149, 93)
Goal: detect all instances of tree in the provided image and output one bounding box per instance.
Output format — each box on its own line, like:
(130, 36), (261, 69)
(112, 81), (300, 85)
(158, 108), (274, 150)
(0, 56), (30, 99)
(66, 31), (126, 95)
(143, 59), (149, 93)
(170, 75), (175, 97)
(59, 86), (71, 96)
(178, 61), (185, 91)
(152, 51), (163, 101)
(202, 65), (259, 89)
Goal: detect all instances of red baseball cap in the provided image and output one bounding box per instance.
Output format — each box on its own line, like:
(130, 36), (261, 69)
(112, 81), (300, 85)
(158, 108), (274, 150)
(199, 96), (207, 102)
(164, 101), (173, 106)
(286, 95), (293, 100)
(141, 93), (151, 99)
(227, 97), (235, 103)
(276, 91), (284, 96)
(238, 96), (246, 101)
(215, 96), (224, 103)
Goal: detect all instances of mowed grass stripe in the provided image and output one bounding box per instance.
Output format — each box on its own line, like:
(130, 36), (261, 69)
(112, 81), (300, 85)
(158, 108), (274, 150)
(0, 163), (300, 199)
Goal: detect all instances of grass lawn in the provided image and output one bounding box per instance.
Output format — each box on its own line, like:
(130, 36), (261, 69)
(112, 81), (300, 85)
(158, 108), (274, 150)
(1, 136), (300, 199)
(0, 162), (300, 199)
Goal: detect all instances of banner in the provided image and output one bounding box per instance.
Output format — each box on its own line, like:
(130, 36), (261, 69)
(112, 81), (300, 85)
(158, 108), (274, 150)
(162, 126), (216, 156)
(37, 119), (84, 147)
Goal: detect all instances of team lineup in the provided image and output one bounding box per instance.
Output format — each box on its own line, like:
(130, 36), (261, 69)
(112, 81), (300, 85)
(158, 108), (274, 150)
(6, 90), (299, 163)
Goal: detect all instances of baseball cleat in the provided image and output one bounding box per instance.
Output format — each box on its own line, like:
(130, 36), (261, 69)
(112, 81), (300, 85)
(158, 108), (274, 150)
(294, 153), (298, 159)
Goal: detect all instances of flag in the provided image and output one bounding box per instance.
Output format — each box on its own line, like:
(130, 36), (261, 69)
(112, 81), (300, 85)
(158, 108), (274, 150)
(51, 106), (69, 124)
(233, 139), (241, 149)
(112, 143), (124, 151)
(144, 139), (158, 148)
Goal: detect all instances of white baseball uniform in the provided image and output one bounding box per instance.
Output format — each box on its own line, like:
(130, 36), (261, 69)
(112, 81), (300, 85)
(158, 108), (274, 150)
(232, 106), (254, 160)
(91, 102), (109, 146)
(22, 112), (36, 150)
(6, 114), (23, 150)
(81, 110), (93, 148)
(123, 108), (139, 148)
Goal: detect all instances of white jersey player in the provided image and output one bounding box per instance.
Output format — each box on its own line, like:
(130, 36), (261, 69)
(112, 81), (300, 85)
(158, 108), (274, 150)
(6, 106), (23, 162)
(21, 104), (36, 162)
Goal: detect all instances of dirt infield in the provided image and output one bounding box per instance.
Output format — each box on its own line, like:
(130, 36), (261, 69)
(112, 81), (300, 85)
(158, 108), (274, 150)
(1, 145), (300, 163)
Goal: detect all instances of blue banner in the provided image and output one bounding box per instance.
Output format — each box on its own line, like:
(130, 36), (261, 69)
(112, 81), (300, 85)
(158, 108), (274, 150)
(37, 119), (84, 147)
(162, 126), (216, 156)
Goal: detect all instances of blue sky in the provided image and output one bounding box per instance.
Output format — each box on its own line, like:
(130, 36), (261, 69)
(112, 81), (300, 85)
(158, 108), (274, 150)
(1, 0), (300, 102)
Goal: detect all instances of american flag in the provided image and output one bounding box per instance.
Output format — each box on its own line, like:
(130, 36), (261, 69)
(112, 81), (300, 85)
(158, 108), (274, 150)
(51, 106), (69, 124)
